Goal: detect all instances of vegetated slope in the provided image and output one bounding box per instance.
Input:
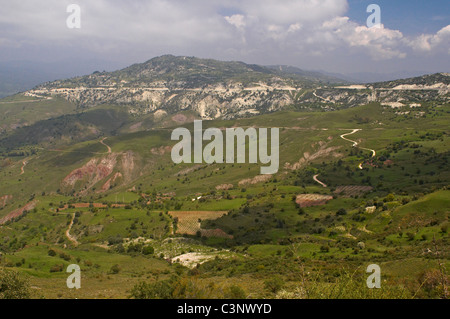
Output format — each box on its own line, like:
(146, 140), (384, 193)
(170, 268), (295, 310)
(0, 100), (448, 299)
(0, 107), (130, 151)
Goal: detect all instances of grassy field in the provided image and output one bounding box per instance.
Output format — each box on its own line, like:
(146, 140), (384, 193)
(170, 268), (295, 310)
(0, 101), (448, 299)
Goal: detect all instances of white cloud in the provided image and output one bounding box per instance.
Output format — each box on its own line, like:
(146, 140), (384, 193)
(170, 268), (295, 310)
(407, 25), (450, 52)
(0, 0), (448, 73)
(225, 14), (246, 29)
(317, 18), (406, 60)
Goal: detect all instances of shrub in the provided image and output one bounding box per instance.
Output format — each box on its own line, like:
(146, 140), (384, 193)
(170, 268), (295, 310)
(107, 235), (123, 246)
(50, 264), (64, 273)
(264, 276), (285, 294)
(0, 268), (31, 299)
(48, 249), (56, 257)
(110, 264), (120, 274)
(142, 245), (155, 255)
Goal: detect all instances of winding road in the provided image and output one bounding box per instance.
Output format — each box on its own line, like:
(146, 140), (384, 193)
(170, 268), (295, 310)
(313, 174), (327, 188)
(340, 129), (376, 169)
(100, 137), (112, 154)
(20, 160), (28, 175)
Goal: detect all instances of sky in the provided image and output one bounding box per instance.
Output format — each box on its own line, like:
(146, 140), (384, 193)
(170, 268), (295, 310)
(0, 0), (449, 81)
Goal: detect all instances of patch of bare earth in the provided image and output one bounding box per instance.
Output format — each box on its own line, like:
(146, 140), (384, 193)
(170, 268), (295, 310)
(62, 154), (118, 189)
(239, 174), (272, 186)
(171, 253), (217, 268)
(285, 141), (342, 170)
(151, 146), (172, 156)
(129, 121), (143, 132)
(216, 184), (234, 191)
(295, 194), (333, 208)
(174, 165), (204, 176)
(100, 172), (123, 192)
(172, 114), (187, 124)
(0, 201), (36, 225)
(61, 152), (136, 194)
(0, 195), (12, 208)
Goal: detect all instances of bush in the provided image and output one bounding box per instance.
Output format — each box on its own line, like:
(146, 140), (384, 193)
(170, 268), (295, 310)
(59, 252), (71, 261)
(48, 249), (56, 257)
(406, 232), (415, 241)
(320, 245), (330, 253)
(110, 264), (120, 274)
(142, 245), (155, 255)
(264, 276), (285, 294)
(107, 235), (123, 246)
(50, 264), (64, 273)
(0, 268), (31, 299)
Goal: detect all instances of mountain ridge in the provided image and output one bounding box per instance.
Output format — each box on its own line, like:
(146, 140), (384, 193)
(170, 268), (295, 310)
(8, 55), (450, 122)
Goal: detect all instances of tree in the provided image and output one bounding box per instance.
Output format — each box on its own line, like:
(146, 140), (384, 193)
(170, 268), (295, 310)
(142, 245), (155, 255)
(110, 264), (120, 274)
(0, 268), (31, 299)
(264, 276), (285, 294)
(48, 249), (56, 257)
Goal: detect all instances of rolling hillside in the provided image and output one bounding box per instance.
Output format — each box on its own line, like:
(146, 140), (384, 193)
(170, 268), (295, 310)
(0, 56), (448, 299)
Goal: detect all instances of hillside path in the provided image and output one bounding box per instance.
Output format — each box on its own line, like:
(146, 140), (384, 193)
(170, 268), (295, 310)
(100, 137), (112, 154)
(340, 129), (376, 169)
(313, 174), (327, 188)
(20, 160), (28, 175)
(65, 213), (79, 246)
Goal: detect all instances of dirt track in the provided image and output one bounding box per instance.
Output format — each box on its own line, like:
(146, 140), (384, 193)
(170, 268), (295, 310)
(65, 213), (79, 246)
(340, 129), (376, 169)
(100, 137), (112, 154)
(313, 174), (327, 187)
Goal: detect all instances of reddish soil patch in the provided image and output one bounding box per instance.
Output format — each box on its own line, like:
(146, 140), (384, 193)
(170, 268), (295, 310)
(384, 160), (394, 166)
(295, 194), (333, 207)
(151, 146), (172, 156)
(100, 172), (123, 192)
(62, 154), (117, 188)
(0, 201), (36, 225)
(172, 114), (188, 124)
(0, 195), (12, 208)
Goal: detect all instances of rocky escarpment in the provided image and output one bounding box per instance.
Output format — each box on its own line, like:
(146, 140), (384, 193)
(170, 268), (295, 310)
(25, 56), (450, 119)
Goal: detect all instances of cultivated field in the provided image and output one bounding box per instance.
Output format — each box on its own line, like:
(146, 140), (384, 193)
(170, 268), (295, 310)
(168, 211), (231, 238)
